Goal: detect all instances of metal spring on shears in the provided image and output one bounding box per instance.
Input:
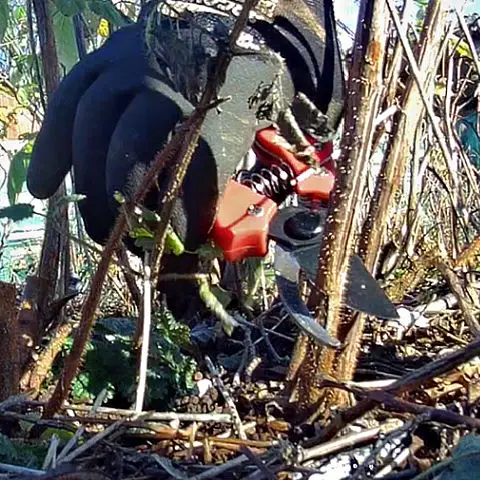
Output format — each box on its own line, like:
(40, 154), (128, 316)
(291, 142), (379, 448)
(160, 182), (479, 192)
(236, 162), (295, 202)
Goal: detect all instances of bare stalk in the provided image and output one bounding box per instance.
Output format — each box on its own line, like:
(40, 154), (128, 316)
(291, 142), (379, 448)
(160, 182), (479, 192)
(287, 0), (389, 412)
(359, 0), (450, 270)
(134, 251), (152, 412)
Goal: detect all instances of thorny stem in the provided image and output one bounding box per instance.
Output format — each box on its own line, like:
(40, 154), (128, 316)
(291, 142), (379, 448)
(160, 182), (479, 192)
(359, 0), (449, 270)
(385, 0), (461, 211)
(287, 0), (389, 413)
(455, 8), (480, 77)
(332, 0), (389, 406)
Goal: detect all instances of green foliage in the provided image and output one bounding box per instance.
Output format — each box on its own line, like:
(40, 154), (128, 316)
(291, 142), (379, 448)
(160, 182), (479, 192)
(0, 0), (8, 43)
(0, 0), (130, 142)
(118, 197), (186, 254)
(55, 0), (87, 17)
(39, 427), (76, 445)
(165, 227), (185, 256)
(145, 310), (196, 401)
(0, 203), (34, 221)
(195, 241), (224, 261)
(62, 311), (196, 408)
(54, 0), (128, 25)
(51, 4), (79, 73)
(0, 433), (47, 469)
(86, 0), (128, 27)
(451, 36), (474, 59)
(244, 257), (274, 305)
(2, 4), (41, 114)
(129, 225), (155, 251)
(198, 277), (239, 336)
(153, 307), (192, 349)
(0, 433), (18, 463)
(7, 138), (35, 205)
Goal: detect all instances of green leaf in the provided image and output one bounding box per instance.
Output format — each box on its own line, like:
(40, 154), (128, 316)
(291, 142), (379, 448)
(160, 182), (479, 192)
(0, 434), (18, 463)
(195, 242), (223, 261)
(114, 190), (126, 204)
(134, 204), (160, 224)
(211, 285), (233, 308)
(16, 87), (31, 106)
(55, 0), (86, 16)
(0, 432), (46, 468)
(130, 227), (154, 239)
(130, 225), (155, 251)
(0, 203), (35, 222)
(7, 139), (35, 205)
(86, 0), (127, 27)
(51, 6), (79, 72)
(245, 257), (267, 303)
(434, 79), (447, 98)
(134, 237), (155, 251)
(39, 428), (76, 445)
(165, 227), (185, 256)
(13, 5), (26, 22)
(0, 0), (8, 43)
(70, 315), (197, 407)
(198, 278), (239, 336)
(449, 35), (474, 59)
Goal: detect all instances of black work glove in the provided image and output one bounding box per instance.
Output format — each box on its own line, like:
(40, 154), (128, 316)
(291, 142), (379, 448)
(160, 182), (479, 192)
(27, 2), (344, 317)
(27, 21), (297, 250)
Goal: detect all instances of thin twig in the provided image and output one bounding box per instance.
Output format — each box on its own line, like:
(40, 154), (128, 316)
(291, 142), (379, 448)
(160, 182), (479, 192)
(58, 420), (124, 464)
(205, 356), (246, 440)
(386, 0), (459, 196)
(301, 422), (401, 463)
(57, 389), (108, 463)
(193, 454), (250, 480)
(0, 463), (45, 476)
(455, 8), (480, 76)
(370, 390), (480, 429)
(41, 434), (59, 470)
(436, 258), (480, 335)
(61, 404), (233, 423)
(135, 251), (152, 412)
(307, 335), (480, 445)
(240, 447), (276, 480)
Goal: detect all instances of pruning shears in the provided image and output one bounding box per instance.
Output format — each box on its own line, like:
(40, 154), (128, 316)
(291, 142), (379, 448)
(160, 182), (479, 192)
(211, 126), (398, 348)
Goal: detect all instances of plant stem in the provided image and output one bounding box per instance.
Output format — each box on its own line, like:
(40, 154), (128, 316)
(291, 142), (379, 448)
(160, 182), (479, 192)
(135, 251), (152, 412)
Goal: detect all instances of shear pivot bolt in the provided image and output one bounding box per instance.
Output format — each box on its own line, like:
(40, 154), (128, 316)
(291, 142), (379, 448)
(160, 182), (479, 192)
(247, 205), (264, 217)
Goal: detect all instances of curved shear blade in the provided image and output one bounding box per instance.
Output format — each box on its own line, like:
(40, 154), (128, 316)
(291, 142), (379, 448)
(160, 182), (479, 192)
(294, 244), (399, 320)
(274, 245), (341, 348)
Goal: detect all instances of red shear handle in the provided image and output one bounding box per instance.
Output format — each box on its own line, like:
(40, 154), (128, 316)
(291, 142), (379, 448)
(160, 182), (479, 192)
(212, 127), (336, 263)
(212, 179), (278, 263)
(253, 127), (335, 202)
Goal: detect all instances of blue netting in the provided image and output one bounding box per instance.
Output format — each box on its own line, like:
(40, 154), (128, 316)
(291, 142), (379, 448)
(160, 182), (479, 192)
(457, 112), (480, 169)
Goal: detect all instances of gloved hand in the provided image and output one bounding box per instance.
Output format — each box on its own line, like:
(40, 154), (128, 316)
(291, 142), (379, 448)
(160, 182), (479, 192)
(27, 1), (344, 316)
(27, 21), (296, 249)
